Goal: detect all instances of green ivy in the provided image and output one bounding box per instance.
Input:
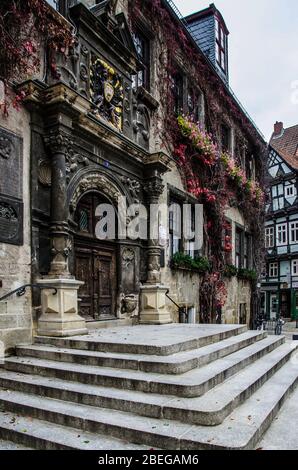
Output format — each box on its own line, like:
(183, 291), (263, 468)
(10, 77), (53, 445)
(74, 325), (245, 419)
(223, 264), (238, 278)
(171, 252), (211, 274)
(223, 265), (257, 282)
(237, 268), (258, 282)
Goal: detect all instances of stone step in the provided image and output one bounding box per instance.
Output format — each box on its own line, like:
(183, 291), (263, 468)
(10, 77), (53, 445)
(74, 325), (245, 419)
(16, 330), (266, 375)
(4, 336), (285, 398)
(0, 438), (32, 450)
(0, 359), (297, 449)
(0, 342), (295, 426)
(0, 410), (149, 450)
(34, 324), (248, 356)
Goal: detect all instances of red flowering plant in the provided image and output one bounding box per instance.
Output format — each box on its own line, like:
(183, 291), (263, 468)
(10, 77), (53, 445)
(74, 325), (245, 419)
(0, 0), (74, 115)
(221, 152), (265, 205)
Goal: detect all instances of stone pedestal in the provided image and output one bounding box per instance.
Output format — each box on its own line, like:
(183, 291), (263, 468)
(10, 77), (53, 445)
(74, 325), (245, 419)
(139, 285), (172, 325)
(37, 279), (88, 337)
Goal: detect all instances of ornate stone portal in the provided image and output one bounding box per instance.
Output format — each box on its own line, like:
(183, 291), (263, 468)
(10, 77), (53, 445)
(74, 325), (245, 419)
(37, 129), (88, 337)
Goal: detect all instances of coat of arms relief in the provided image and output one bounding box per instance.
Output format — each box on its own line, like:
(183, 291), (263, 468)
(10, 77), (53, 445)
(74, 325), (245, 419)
(90, 56), (124, 131)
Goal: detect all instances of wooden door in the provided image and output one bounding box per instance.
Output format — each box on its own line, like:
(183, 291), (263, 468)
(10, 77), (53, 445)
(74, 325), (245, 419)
(74, 193), (117, 321)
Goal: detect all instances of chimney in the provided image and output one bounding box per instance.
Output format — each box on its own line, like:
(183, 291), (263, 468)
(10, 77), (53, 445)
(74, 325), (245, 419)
(274, 122), (283, 137)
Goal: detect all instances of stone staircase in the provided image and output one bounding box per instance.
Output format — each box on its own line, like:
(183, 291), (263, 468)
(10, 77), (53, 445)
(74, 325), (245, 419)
(0, 324), (297, 450)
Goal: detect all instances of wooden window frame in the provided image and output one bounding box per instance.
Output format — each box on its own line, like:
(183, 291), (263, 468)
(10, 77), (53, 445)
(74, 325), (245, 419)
(133, 29), (151, 91)
(168, 196), (198, 260)
(290, 221), (298, 244)
(292, 259), (298, 276)
(269, 262), (278, 278)
(235, 226), (252, 269)
(265, 227), (275, 248)
(215, 18), (227, 72)
(276, 223), (288, 247)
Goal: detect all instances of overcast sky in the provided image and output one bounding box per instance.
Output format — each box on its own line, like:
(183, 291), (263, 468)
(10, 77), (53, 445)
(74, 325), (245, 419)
(174, 0), (298, 141)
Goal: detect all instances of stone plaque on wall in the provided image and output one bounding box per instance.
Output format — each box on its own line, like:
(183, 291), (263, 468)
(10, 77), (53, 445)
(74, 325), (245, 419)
(0, 126), (23, 198)
(0, 194), (23, 246)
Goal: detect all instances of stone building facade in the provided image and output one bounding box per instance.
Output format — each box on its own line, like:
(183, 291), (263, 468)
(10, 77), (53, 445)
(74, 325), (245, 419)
(0, 0), (266, 352)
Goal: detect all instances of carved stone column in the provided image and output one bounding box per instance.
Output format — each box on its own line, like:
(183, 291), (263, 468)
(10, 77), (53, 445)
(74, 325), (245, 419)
(144, 177), (164, 285)
(45, 131), (71, 278)
(37, 130), (87, 337)
(140, 153), (172, 325)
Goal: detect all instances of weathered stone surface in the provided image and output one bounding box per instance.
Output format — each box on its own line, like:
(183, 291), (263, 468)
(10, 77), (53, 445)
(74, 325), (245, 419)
(37, 279), (88, 337)
(0, 325), (297, 450)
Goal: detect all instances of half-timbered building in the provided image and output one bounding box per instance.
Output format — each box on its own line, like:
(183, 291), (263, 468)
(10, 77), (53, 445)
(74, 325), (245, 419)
(261, 122), (298, 320)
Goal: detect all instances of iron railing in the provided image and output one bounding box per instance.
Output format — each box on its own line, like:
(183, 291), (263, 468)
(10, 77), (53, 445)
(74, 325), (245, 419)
(0, 284), (57, 302)
(165, 290), (188, 323)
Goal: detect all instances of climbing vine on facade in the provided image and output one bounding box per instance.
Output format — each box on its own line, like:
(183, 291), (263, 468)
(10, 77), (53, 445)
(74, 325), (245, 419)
(0, 0), (74, 114)
(129, 0), (266, 323)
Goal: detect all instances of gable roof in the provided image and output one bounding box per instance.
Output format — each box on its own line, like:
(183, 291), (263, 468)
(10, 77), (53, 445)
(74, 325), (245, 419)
(270, 124), (298, 170)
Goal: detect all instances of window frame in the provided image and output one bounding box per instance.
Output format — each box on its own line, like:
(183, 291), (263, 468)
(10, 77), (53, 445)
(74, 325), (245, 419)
(172, 72), (184, 116)
(269, 262), (278, 278)
(286, 184), (296, 198)
(265, 226), (275, 248)
(132, 28), (151, 91)
(215, 18), (227, 72)
(276, 223), (288, 246)
(168, 195), (198, 260)
(221, 123), (231, 153)
(292, 259), (298, 276)
(290, 221), (298, 244)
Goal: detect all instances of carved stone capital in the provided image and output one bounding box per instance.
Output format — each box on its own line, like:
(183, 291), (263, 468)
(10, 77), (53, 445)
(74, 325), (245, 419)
(144, 177), (165, 204)
(44, 131), (72, 155)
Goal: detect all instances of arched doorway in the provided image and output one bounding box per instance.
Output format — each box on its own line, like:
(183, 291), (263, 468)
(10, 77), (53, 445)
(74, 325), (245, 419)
(74, 192), (117, 322)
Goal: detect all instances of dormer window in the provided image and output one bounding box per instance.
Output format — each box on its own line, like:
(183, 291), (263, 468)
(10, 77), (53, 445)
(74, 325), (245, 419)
(133, 30), (150, 90)
(215, 18), (227, 72)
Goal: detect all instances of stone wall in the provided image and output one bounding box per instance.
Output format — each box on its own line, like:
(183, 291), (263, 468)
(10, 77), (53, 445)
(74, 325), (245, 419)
(223, 207), (252, 325)
(0, 106), (32, 353)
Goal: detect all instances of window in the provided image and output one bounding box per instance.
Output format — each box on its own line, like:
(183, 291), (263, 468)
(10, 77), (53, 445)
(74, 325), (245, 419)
(169, 199), (198, 259)
(221, 124), (231, 153)
(235, 228), (251, 269)
(222, 220), (232, 264)
(246, 154), (255, 180)
(290, 222), (298, 244)
(235, 228), (243, 269)
(169, 202), (182, 257)
(244, 234), (251, 269)
(286, 185), (296, 197)
(265, 227), (274, 248)
(276, 223), (288, 246)
(184, 205), (196, 258)
(133, 30), (150, 90)
(172, 73), (184, 115)
(269, 262), (278, 278)
(292, 260), (298, 275)
(187, 88), (201, 122)
(215, 18), (227, 72)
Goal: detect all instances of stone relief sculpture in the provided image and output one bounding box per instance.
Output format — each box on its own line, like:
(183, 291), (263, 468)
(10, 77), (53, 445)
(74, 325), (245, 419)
(90, 56), (124, 131)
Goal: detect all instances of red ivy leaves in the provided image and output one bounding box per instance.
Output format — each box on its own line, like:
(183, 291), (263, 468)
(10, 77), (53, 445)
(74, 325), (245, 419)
(0, 0), (74, 114)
